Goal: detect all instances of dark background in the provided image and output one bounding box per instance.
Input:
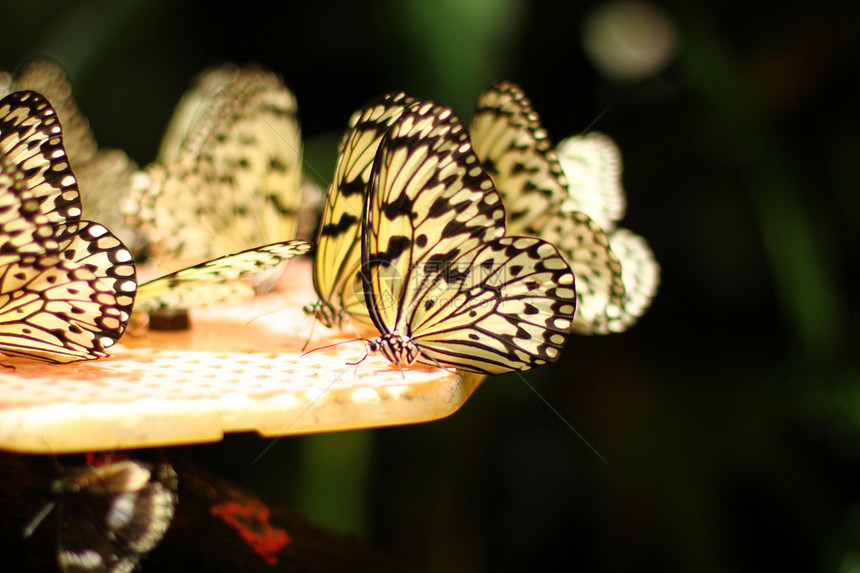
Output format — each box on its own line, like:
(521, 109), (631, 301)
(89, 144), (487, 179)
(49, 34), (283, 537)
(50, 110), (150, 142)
(2, 1), (859, 571)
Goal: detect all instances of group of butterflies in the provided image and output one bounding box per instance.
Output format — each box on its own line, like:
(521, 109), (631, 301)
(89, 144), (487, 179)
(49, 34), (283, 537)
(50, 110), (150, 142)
(1, 59), (658, 375)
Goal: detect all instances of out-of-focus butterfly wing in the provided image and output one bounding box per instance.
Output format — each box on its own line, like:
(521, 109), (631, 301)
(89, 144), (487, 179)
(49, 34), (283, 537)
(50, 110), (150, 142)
(556, 132), (626, 231)
(135, 240), (311, 313)
(127, 66), (303, 264)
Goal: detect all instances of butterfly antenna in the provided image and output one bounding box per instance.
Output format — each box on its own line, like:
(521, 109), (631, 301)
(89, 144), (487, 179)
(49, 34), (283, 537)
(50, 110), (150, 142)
(302, 337), (364, 358)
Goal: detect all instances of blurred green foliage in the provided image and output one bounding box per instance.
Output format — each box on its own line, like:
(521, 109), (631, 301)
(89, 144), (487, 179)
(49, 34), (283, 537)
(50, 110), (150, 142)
(2, 0), (859, 571)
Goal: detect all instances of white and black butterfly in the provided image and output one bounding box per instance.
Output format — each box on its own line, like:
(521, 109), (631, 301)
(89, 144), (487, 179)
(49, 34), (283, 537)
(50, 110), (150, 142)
(0, 90), (137, 363)
(556, 132), (660, 327)
(122, 65), (316, 315)
(360, 100), (577, 375)
(125, 64), (309, 264)
(470, 81), (640, 334)
(134, 239), (312, 314)
(25, 458), (178, 573)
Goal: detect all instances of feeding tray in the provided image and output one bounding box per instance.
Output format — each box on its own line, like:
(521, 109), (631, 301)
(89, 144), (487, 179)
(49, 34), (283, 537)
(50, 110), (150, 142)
(0, 260), (484, 453)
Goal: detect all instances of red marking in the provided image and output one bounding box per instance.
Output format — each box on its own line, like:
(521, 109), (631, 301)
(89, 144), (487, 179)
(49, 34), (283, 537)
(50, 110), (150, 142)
(211, 498), (289, 565)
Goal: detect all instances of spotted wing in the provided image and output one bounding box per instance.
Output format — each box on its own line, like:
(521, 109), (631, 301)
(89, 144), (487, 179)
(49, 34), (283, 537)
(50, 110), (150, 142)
(469, 81), (570, 232)
(470, 82), (627, 334)
(126, 66), (303, 262)
(136, 240), (311, 313)
(309, 91), (416, 329)
(0, 220), (136, 364)
(56, 460), (178, 573)
(363, 101), (576, 374)
(0, 90), (83, 245)
(556, 132), (626, 231)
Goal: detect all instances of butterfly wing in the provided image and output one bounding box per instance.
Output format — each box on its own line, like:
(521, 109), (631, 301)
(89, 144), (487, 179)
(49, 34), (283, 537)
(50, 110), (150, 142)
(0, 91), (83, 244)
(555, 132), (660, 331)
(602, 228), (660, 332)
(470, 82), (627, 335)
(0, 220), (136, 363)
(136, 240), (311, 313)
(310, 91), (417, 329)
(0, 93), (136, 363)
(556, 132), (626, 231)
(127, 66), (303, 263)
(364, 101), (576, 374)
(469, 81), (570, 231)
(56, 460), (178, 573)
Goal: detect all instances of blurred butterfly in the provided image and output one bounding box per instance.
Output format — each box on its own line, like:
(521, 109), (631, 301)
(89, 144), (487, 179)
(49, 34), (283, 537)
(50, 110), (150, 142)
(125, 64), (316, 267)
(134, 239), (311, 314)
(470, 81), (644, 334)
(305, 91), (417, 332)
(0, 90), (136, 363)
(361, 100), (577, 374)
(24, 456), (178, 573)
(556, 132), (660, 326)
(0, 58), (142, 253)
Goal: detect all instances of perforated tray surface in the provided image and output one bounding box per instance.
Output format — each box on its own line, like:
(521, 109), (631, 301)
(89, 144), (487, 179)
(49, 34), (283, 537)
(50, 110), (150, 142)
(0, 260), (483, 453)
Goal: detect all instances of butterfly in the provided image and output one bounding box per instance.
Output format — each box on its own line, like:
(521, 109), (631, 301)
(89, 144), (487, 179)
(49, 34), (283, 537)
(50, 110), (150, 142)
(0, 90), (137, 363)
(124, 64), (310, 265)
(135, 239), (311, 314)
(556, 132), (660, 326)
(1, 58), (142, 253)
(470, 81), (637, 334)
(24, 457), (178, 573)
(305, 91), (417, 331)
(361, 100), (577, 375)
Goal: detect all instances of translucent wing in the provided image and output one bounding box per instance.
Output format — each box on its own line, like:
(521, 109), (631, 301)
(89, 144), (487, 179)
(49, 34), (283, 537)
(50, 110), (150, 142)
(0, 90), (83, 243)
(363, 101), (576, 374)
(555, 132), (661, 331)
(0, 92), (137, 363)
(0, 220), (136, 363)
(308, 91), (417, 330)
(557, 132), (626, 231)
(469, 80), (569, 231)
(126, 65), (303, 263)
(54, 459), (178, 573)
(136, 240), (311, 313)
(604, 229), (660, 331)
(469, 82), (626, 334)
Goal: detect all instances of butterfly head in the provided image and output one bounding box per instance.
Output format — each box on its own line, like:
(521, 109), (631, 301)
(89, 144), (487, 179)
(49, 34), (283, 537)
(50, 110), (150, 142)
(366, 333), (420, 367)
(302, 299), (339, 330)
